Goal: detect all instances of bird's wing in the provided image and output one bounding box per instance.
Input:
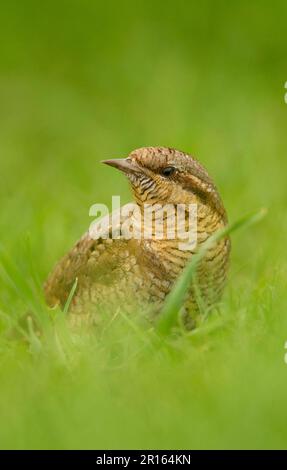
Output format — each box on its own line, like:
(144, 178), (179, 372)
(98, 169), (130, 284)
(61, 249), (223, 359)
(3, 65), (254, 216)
(44, 203), (141, 308)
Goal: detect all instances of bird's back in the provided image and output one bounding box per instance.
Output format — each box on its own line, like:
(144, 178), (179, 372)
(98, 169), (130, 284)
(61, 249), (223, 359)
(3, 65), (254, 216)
(44, 204), (229, 328)
(44, 204), (172, 327)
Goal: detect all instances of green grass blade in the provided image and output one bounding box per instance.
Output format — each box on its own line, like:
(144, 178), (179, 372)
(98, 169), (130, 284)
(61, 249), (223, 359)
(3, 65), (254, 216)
(63, 278), (78, 316)
(156, 208), (267, 336)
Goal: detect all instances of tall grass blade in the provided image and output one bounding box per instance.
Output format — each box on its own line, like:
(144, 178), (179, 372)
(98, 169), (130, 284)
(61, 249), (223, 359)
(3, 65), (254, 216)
(63, 278), (78, 315)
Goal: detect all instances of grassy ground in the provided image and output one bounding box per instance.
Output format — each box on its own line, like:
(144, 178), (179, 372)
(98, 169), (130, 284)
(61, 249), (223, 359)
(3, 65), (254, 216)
(0, 0), (287, 449)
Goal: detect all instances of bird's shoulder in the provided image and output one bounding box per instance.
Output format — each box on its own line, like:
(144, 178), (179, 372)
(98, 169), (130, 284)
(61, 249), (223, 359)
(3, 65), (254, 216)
(44, 204), (142, 307)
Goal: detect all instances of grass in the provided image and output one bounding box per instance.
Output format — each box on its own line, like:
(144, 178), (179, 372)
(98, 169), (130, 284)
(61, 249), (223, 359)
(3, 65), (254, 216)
(0, 0), (287, 450)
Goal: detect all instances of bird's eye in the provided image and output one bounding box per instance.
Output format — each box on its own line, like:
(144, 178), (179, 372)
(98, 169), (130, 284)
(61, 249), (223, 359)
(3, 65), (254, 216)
(161, 166), (176, 177)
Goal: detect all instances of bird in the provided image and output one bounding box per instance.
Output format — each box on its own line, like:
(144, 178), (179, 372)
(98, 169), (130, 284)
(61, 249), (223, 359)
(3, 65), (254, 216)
(44, 147), (230, 329)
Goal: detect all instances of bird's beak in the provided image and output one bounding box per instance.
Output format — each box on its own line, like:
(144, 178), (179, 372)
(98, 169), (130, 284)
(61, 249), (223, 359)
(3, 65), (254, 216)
(101, 158), (140, 175)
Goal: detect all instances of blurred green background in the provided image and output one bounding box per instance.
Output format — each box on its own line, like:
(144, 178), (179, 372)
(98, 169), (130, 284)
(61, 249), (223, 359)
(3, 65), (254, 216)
(0, 0), (287, 449)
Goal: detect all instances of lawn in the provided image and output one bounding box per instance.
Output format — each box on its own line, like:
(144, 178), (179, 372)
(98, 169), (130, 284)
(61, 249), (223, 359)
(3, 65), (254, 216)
(0, 1), (286, 449)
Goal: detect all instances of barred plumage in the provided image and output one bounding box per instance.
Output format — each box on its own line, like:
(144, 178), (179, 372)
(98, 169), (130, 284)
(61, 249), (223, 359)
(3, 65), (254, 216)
(44, 147), (230, 328)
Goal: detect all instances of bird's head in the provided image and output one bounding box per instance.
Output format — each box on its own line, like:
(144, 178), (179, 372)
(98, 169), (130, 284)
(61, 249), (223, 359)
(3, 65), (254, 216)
(103, 147), (226, 220)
